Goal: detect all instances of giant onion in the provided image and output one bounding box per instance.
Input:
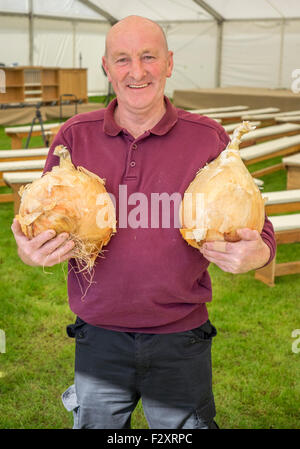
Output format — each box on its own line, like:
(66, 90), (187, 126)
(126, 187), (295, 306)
(179, 121), (265, 249)
(16, 145), (116, 270)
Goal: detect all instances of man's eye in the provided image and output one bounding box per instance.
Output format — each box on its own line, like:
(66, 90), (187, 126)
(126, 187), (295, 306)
(143, 55), (155, 61)
(116, 58), (128, 64)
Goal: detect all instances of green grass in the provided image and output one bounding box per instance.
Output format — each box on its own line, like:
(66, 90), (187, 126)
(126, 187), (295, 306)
(0, 125), (299, 429)
(88, 95), (114, 103)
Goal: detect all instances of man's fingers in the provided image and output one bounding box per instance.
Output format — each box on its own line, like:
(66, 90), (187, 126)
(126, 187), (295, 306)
(236, 228), (260, 241)
(43, 240), (75, 266)
(11, 217), (20, 232)
(11, 218), (32, 247)
(38, 232), (71, 255)
(202, 229), (261, 254)
(211, 241), (227, 252)
(201, 241), (228, 253)
(11, 217), (76, 267)
(11, 218), (57, 249)
(11, 218), (26, 239)
(201, 248), (232, 263)
(29, 229), (58, 251)
(201, 253), (232, 272)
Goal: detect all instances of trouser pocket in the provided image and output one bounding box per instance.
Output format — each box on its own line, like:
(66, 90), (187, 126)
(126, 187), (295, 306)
(66, 316), (86, 338)
(189, 320), (217, 341)
(61, 384), (80, 429)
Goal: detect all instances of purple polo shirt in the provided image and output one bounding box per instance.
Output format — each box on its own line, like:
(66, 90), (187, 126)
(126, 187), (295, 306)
(44, 97), (276, 333)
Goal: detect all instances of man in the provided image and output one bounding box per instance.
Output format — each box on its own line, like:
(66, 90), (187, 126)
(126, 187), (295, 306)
(11, 16), (276, 429)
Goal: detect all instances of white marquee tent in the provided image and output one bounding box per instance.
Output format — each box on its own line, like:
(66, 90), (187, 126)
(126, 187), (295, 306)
(0, 0), (300, 97)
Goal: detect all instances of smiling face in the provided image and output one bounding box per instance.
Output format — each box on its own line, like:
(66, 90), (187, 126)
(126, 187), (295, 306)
(102, 16), (173, 116)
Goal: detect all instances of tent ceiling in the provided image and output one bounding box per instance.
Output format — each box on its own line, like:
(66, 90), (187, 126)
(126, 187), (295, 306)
(88, 0), (212, 22)
(208, 0), (300, 20)
(0, 0), (299, 95)
(1, 0), (300, 22)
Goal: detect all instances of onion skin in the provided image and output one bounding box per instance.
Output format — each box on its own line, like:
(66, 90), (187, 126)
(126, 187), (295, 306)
(16, 145), (117, 269)
(179, 121), (265, 250)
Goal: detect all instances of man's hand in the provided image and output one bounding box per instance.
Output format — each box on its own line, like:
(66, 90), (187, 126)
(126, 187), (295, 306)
(11, 218), (75, 267)
(199, 228), (271, 274)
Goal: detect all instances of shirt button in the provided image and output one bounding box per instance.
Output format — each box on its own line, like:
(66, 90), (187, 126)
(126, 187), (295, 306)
(132, 143), (137, 150)
(130, 161), (136, 167)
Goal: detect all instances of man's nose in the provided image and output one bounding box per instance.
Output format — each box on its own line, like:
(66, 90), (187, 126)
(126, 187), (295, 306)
(129, 59), (146, 81)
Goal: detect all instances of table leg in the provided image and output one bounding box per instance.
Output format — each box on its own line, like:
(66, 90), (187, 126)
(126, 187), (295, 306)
(11, 135), (23, 149)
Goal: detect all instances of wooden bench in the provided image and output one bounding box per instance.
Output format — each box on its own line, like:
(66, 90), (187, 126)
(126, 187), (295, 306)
(0, 158), (45, 194)
(4, 123), (62, 149)
(0, 148), (48, 188)
(242, 110), (300, 123)
(239, 135), (300, 166)
(229, 123), (300, 148)
(276, 109), (300, 124)
(240, 113), (279, 127)
(276, 110), (300, 117)
(0, 147), (49, 163)
(255, 213), (300, 286)
(187, 105), (249, 114)
(2, 171), (43, 214)
(0, 159), (46, 178)
(262, 189), (300, 214)
(282, 153), (300, 189)
(207, 108), (280, 124)
(276, 116), (300, 124)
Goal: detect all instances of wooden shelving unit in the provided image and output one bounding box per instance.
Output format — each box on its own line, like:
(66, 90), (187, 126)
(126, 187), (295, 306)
(1, 68), (24, 103)
(0, 66), (88, 104)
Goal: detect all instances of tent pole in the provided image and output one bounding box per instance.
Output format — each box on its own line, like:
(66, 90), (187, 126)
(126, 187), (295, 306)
(192, 1), (224, 87)
(72, 22), (77, 68)
(77, 0), (117, 25)
(192, 0), (224, 22)
(216, 21), (223, 88)
(278, 19), (285, 89)
(265, 0), (285, 88)
(29, 0), (34, 65)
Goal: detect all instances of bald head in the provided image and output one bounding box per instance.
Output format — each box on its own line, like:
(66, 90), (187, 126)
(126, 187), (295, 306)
(101, 14), (173, 120)
(105, 15), (169, 58)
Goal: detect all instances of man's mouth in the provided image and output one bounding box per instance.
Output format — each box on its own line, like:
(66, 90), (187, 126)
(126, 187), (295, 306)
(128, 83), (150, 89)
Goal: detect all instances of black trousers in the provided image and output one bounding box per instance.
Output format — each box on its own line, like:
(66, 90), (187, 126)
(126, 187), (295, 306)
(62, 317), (218, 429)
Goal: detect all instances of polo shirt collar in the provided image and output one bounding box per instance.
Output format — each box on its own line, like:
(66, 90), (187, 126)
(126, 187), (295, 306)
(103, 96), (178, 137)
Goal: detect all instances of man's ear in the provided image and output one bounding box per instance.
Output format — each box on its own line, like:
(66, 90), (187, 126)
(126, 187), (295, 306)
(166, 51), (174, 78)
(102, 56), (112, 82)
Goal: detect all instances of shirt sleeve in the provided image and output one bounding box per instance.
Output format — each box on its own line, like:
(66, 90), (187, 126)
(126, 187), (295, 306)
(218, 127), (231, 153)
(259, 213), (277, 268)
